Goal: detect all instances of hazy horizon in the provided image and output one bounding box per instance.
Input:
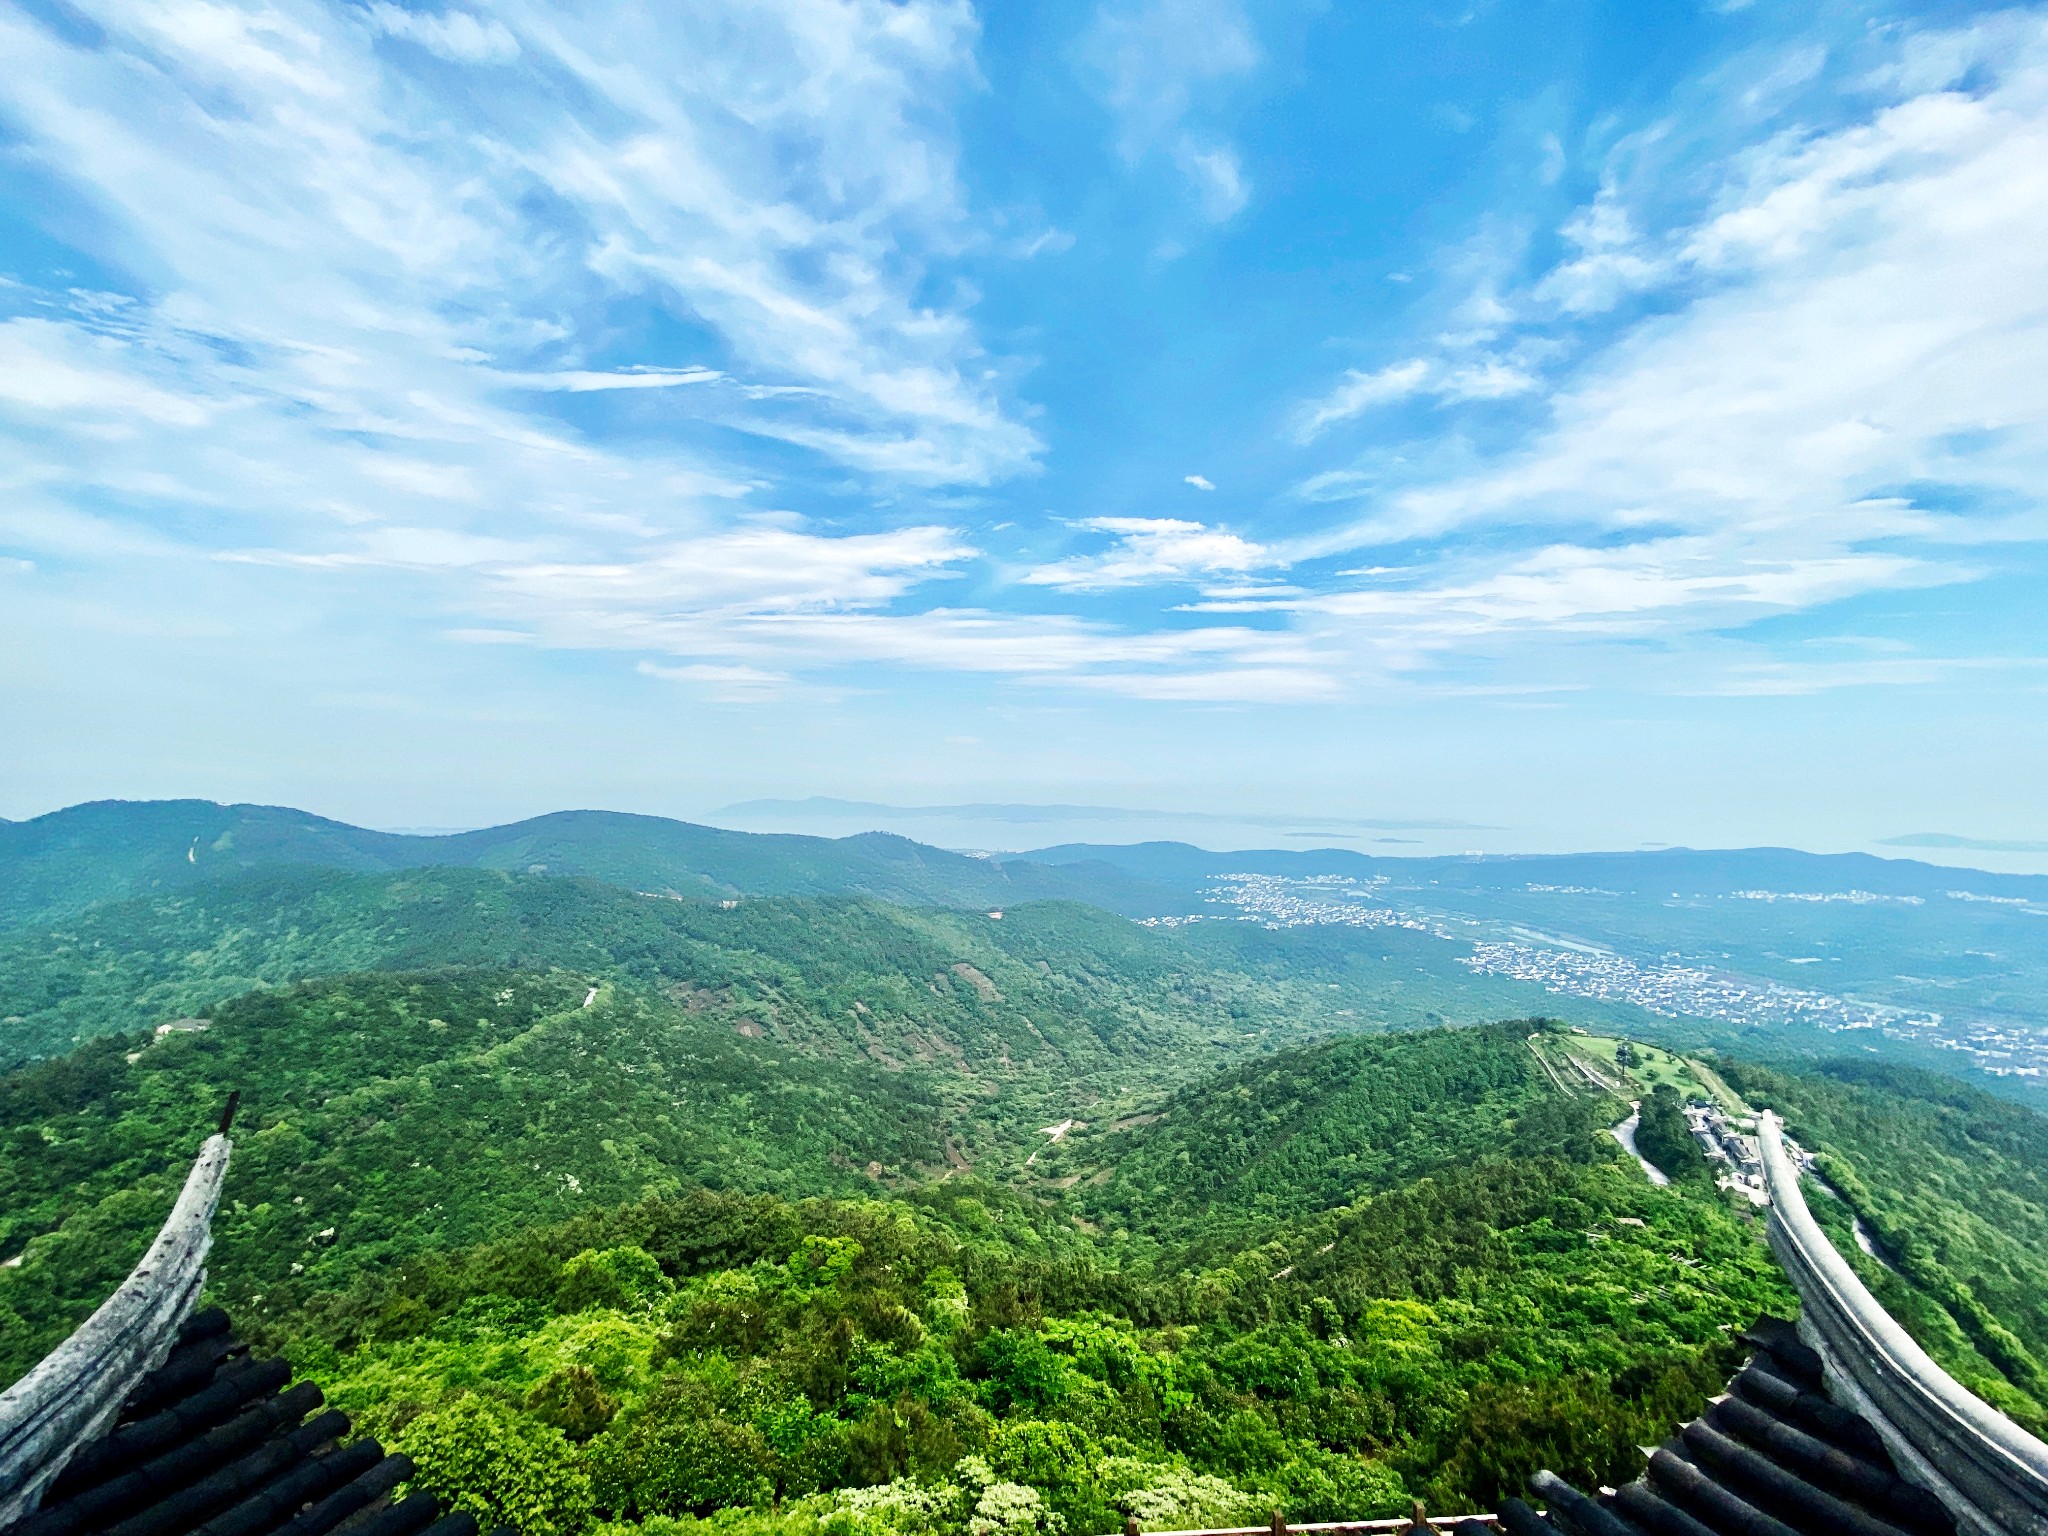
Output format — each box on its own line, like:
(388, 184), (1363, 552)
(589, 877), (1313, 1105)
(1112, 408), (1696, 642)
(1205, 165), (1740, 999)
(10, 791), (2048, 878)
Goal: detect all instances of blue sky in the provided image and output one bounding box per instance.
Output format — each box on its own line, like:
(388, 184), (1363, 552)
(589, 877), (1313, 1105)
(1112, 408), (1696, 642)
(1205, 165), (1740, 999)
(3, 0), (2046, 859)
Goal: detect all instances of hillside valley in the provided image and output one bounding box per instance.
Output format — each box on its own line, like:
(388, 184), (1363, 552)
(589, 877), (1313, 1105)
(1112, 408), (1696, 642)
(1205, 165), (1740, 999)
(8, 798), (2047, 1099)
(0, 863), (1695, 1074)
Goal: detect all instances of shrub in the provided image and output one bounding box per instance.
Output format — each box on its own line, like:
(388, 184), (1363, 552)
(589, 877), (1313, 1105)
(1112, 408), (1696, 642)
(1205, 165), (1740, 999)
(1258, 1450), (1406, 1522)
(526, 1364), (617, 1441)
(830, 1474), (968, 1536)
(588, 1380), (776, 1518)
(977, 1331), (1071, 1415)
(559, 1246), (671, 1314)
(1095, 1458), (1262, 1530)
(395, 1393), (594, 1536)
(970, 1480), (1062, 1536)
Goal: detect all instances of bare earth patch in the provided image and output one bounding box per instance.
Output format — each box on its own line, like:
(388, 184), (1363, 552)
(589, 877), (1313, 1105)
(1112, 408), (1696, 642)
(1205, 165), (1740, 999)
(949, 963), (1002, 1002)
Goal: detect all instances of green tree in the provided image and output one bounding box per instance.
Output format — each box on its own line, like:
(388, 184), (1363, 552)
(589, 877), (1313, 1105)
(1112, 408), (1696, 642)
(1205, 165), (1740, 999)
(395, 1393), (594, 1536)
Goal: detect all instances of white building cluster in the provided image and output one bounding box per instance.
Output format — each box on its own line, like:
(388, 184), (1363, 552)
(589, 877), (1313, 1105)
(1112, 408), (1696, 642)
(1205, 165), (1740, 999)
(1181, 872), (2048, 1082)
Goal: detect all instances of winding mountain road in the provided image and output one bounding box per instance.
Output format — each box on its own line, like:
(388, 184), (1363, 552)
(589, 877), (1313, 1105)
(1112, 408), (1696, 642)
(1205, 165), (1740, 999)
(1610, 1102), (1672, 1186)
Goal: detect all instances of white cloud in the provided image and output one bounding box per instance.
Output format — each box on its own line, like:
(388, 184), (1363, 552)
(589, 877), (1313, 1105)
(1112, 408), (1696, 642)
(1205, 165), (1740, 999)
(1533, 173), (1668, 315)
(0, 0), (1266, 697)
(1183, 144), (1249, 221)
(499, 367), (723, 392)
(491, 526), (974, 614)
(367, 4), (520, 64)
(1294, 361), (1431, 440)
(1024, 517), (1270, 591)
(11, 1), (2042, 717)
(211, 514), (1328, 698)
(1288, 13), (2048, 674)
(1438, 359), (1539, 401)
(0, 0), (1035, 494)
(1080, 0), (1258, 222)
(749, 608), (1329, 699)
(1293, 356), (1536, 441)
(0, 319), (213, 428)
(1300, 539), (1937, 640)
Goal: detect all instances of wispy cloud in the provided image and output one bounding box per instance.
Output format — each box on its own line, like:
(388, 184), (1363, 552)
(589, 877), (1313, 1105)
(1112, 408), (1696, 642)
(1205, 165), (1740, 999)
(1294, 356), (1537, 441)
(8, 0), (1326, 696)
(1285, 11), (2048, 678)
(0, 319), (213, 429)
(367, 4), (520, 64)
(1235, 539), (1938, 639)
(1024, 517), (1270, 591)
(0, 0), (1036, 508)
(497, 367), (724, 392)
(1079, 0), (1258, 221)
(603, 607), (1329, 702)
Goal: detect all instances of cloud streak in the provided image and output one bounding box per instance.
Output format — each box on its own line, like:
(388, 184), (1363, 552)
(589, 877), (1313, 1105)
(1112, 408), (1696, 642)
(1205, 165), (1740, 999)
(1080, 0), (1259, 222)
(1281, 12), (2048, 689)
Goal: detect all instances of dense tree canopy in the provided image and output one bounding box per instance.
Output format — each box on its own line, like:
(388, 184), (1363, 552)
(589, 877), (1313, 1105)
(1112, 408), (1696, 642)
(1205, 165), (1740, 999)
(3, 866), (2044, 1533)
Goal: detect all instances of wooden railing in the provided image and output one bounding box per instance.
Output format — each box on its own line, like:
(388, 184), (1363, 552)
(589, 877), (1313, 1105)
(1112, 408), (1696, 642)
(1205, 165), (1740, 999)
(1760, 1110), (2048, 1536)
(0, 1115), (233, 1526)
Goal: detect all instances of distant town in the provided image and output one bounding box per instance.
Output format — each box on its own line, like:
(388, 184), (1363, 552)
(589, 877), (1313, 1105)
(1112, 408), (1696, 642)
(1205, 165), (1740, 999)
(1144, 872), (2048, 1083)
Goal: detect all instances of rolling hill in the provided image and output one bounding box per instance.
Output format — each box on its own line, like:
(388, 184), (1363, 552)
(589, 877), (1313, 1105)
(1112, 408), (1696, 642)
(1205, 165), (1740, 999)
(0, 996), (1793, 1525)
(0, 800), (1172, 930)
(7, 866), (2047, 1528)
(1045, 1022), (1611, 1252)
(12, 799), (2048, 1101)
(0, 863), (1697, 1071)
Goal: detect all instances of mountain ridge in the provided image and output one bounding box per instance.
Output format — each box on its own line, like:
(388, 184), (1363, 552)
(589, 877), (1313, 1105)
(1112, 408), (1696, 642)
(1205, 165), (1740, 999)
(0, 799), (1176, 930)
(12, 801), (2046, 942)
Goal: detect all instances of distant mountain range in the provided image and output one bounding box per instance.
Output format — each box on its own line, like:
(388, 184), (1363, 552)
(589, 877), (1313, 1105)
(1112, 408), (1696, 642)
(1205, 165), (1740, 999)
(0, 799), (1171, 930)
(8, 800), (2047, 935)
(13, 799), (2048, 1096)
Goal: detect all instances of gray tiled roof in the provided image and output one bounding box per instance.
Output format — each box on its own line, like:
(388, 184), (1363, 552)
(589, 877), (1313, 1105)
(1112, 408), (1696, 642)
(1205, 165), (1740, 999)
(1, 1306), (476, 1536)
(1500, 1318), (1956, 1536)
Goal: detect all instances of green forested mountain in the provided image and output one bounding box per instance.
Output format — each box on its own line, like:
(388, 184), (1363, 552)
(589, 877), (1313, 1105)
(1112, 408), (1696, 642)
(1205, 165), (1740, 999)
(0, 800), (1170, 931)
(263, 1152), (1787, 1535)
(0, 995), (1792, 1531)
(0, 870), (1242, 1069)
(0, 863), (1678, 1072)
(0, 863), (1609, 1376)
(0, 898), (1672, 1380)
(5, 837), (2048, 1536)
(0, 969), (950, 1370)
(1047, 1024), (1606, 1252)
(16, 799), (2048, 1109)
